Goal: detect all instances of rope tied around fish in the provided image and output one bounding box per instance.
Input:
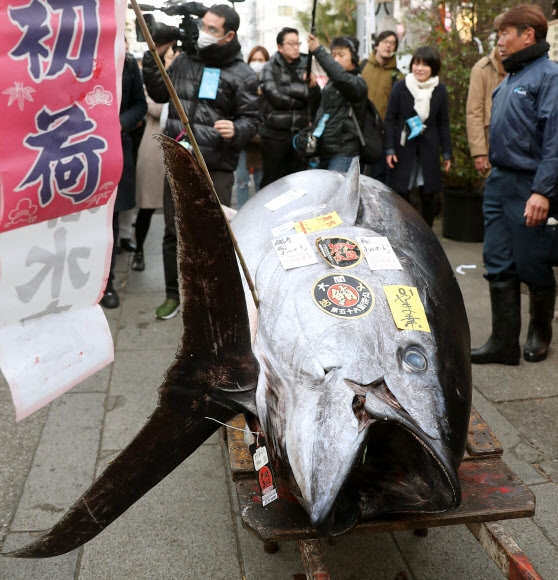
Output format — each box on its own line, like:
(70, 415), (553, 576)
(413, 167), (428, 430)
(204, 416), (262, 437)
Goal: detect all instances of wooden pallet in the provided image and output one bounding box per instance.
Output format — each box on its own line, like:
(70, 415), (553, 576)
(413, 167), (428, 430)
(226, 406), (542, 580)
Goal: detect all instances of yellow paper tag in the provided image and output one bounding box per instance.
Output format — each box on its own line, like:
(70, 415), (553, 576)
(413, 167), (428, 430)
(383, 285), (431, 332)
(294, 212), (342, 234)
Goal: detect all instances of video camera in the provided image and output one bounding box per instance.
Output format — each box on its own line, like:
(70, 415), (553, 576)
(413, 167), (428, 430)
(133, 2), (208, 55)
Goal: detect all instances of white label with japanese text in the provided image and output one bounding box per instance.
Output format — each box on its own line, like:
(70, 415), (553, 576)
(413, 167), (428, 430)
(262, 488), (278, 506)
(253, 446), (269, 471)
(357, 236), (403, 270)
(271, 221), (295, 237)
(272, 233), (318, 270)
(264, 188), (307, 211)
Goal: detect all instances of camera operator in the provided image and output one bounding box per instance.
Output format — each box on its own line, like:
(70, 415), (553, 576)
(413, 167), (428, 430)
(142, 3), (260, 320)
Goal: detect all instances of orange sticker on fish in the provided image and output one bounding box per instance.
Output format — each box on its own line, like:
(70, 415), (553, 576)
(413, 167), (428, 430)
(294, 211), (342, 234)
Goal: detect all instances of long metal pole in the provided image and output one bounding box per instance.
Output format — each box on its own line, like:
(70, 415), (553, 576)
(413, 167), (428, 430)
(306, 0), (318, 82)
(129, 0), (259, 308)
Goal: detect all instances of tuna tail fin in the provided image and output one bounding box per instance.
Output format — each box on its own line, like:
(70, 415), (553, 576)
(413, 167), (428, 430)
(6, 136), (258, 558)
(5, 404), (234, 558)
(329, 157), (361, 225)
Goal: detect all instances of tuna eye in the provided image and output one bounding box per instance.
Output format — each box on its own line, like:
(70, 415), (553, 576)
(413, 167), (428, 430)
(402, 347), (427, 372)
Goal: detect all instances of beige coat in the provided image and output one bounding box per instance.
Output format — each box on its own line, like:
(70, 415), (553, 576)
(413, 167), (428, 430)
(135, 96), (165, 209)
(466, 49), (505, 160)
(360, 53), (402, 120)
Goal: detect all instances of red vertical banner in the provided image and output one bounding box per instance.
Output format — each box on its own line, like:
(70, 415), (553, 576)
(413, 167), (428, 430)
(0, 0), (123, 232)
(0, 0), (125, 421)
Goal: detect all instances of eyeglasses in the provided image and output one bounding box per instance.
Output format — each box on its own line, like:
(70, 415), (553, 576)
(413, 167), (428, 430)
(379, 39), (397, 46)
(197, 21), (223, 36)
(282, 42), (301, 47)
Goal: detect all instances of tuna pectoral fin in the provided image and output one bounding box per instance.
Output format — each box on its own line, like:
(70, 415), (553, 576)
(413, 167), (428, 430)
(6, 137), (258, 558)
(6, 401), (234, 559)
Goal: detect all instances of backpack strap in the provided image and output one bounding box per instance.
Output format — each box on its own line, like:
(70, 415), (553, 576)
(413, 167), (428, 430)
(349, 104), (366, 148)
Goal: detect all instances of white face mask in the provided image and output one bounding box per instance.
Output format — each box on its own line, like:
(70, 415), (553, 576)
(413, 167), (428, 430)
(197, 30), (226, 49)
(249, 61), (265, 75)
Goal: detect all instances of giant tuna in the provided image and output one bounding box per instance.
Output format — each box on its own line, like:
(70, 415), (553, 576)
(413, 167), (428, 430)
(7, 137), (472, 557)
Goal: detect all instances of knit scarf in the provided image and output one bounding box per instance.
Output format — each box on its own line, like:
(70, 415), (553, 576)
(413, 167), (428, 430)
(502, 40), (550, 74)
(404, 73), (439, 122)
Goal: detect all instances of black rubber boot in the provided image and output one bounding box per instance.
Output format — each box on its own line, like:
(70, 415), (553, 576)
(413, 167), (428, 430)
(471, 279), (521, 365)
(524, 286), (556, 362)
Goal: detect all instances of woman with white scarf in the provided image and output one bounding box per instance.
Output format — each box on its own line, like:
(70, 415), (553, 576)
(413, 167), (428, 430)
(384, 46), (451, 227)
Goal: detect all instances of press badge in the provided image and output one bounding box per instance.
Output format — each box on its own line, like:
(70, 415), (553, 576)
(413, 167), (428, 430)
(198, 68), (221, 99)
(312, 113), (330, 138)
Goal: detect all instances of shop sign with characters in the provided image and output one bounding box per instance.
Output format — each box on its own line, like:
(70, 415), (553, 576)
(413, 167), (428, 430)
(0, 0), (125, 420)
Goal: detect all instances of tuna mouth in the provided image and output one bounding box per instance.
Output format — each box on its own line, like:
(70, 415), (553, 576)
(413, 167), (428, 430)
(351, 420), (459, 519)
(314, 379), (460, 536)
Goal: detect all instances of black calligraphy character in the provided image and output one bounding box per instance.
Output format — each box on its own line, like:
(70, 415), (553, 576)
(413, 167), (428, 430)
(47, 0), (100, 79)
(395, 288), (421, 329)
(9, 0), (100, 82)
(9, 0), (50, 81)
(16, 227), (91, 304)
(18, 104), (107, 206)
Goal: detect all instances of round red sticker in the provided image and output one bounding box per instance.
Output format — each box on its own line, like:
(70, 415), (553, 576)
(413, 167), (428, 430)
(312, 273), (374, 319)
(259, 466), (273, 491)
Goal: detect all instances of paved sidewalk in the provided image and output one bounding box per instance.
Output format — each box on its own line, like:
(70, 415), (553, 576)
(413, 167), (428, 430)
(1, 212), (558, 579)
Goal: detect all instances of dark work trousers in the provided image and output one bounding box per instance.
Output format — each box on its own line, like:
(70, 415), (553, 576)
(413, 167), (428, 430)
(363, 156), (388, 184)
(162, 171), (234, 301)
(260, 134), (307, 188)
(135, 208), (156, 253)
(483, 167), (558, 289)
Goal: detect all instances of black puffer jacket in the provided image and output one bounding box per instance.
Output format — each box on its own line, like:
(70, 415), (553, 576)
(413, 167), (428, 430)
(142, 39), (260, 172)
(312, 46), (368, 159)
(259, 52), (321, 138)
(116, 53), (147, 213)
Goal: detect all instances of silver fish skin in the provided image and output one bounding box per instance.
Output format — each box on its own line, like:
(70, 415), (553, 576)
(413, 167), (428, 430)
(4, 143), (470, 559)
(232, 159), (472, 534)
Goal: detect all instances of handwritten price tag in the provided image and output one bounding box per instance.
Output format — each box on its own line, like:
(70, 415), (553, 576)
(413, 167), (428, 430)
(272, 233), (318, 270)
(357, 236), (403, 270)
(383, 285), (431, 332)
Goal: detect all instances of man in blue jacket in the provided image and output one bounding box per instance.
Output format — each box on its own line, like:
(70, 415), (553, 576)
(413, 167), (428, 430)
(472, 4), (558, 365)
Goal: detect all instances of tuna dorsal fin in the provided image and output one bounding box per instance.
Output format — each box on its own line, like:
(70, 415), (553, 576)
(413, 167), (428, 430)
(5, 136), (259, 558)
(327, 157), (361, 225)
